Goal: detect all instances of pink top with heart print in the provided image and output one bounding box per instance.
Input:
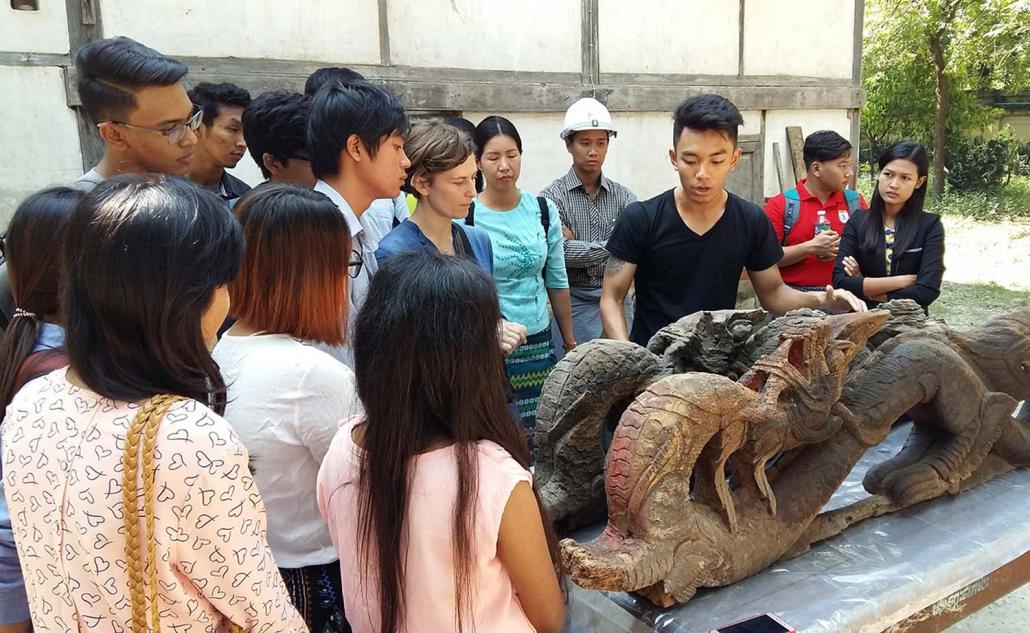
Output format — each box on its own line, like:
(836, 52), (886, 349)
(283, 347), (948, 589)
(1, 369), (306, 632)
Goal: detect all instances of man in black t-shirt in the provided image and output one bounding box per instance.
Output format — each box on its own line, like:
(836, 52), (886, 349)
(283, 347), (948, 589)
(601, 94), (865, 346)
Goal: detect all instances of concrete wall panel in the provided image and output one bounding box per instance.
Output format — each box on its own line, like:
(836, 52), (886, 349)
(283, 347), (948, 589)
(389, 0), (581, 72)
(100, 0), (381, 64)
(599, 0), (739, 75)
(1, 67), (83, 226)
(1, 3), (70, 55)
(743, 0), (855, 78)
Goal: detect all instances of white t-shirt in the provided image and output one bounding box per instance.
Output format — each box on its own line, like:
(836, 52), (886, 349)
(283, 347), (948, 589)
(213, 332), (362, 568)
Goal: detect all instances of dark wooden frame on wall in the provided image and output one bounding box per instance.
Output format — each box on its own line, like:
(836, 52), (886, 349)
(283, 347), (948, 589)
(2, 0), (865, 202)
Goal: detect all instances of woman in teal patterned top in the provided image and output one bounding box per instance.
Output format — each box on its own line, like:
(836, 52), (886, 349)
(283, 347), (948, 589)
(472, 116), (574, 432)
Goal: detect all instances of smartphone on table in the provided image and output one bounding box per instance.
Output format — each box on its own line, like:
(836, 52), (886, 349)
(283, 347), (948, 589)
(709, 612), (796, 633)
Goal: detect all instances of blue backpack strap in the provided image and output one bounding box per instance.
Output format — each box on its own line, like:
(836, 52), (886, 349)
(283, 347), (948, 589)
(843, 188), (861, 213)
(781, 187), (800, 246)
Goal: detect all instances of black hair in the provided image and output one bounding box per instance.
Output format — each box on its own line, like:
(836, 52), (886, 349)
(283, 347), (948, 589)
(242, 91), (310, 179)
(62, 175), (243, 412)
(74, 36), (189, 124)
(304, 67), (367, 96)
(803, 130), (853, 168)
(860, 140), (930, 257)
(188, 81), (252, 127)
(0, 187), (85, 420)
(353, 251), (559, 633)
(307, 81), (409, 179)
(444, 116), (484, 193)
(672, 94), (744, 146)
(472, 116), (523, 160)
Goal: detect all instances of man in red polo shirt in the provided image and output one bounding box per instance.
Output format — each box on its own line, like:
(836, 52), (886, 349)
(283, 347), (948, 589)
(765, 130), (867, 291)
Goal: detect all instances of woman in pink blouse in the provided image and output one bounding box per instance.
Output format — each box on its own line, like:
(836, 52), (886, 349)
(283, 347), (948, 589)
(2, 176), (306, 632)
(317, 251), (565, 633)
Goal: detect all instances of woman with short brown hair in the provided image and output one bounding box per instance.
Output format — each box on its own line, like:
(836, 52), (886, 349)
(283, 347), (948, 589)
(213, 183), (360, 631)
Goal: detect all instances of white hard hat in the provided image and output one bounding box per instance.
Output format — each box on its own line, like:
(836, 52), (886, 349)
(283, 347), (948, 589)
(561, 97), (617, 140)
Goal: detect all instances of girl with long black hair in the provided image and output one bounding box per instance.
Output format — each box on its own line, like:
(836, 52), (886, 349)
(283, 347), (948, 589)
(2, 176), (306, 632)
(0, 186), (83, 633)
(833, 140), (945, 309)
(318, 251), (565, 633)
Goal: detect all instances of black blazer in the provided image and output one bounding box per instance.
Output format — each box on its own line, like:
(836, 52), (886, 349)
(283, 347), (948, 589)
(832, 209), (945, 309)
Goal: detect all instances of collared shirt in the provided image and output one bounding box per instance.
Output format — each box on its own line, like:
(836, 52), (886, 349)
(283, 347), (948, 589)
(540, 168), (637, 289)
(361, 194), (410, 245)
(313, 180), (380, 367)
(31, 322), (64, 353)
(212, 171), (252, 202)
(374, 220), (494, 273)
(69, 168), (105, 192)
(763, 179), (868, 287)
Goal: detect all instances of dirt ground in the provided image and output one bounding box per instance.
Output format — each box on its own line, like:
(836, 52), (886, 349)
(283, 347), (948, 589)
(931, 216), (1030, 328)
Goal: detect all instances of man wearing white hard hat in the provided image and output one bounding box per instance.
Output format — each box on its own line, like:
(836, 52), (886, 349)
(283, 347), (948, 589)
(541, 97), (637, 351)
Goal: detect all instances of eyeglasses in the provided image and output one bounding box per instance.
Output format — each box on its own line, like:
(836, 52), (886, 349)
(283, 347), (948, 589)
(283, 153), (311, 162)
(100, 107), (204, 145)
(348, 249), (363, 279)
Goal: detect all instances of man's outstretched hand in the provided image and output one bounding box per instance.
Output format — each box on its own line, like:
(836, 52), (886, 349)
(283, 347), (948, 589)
(820, 285), (867, 313)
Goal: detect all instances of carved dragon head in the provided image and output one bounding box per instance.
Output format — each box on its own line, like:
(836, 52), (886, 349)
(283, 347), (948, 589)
(739, 311), (889, 412)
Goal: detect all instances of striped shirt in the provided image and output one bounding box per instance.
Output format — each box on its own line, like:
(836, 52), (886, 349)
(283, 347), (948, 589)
(540, 168), (637, 289)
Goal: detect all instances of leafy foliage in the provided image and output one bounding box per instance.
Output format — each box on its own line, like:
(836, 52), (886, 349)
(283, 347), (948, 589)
(861, 0), (1030, 188)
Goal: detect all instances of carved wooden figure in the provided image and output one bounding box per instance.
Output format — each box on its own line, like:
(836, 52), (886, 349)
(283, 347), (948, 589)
(542, 304), (1030, 607)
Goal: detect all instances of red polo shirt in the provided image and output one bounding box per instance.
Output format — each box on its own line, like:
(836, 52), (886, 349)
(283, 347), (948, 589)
(764, 180), (867, 287)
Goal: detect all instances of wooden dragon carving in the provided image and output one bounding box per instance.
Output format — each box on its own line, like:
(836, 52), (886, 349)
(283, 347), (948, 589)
(536, 305), (1030, 607)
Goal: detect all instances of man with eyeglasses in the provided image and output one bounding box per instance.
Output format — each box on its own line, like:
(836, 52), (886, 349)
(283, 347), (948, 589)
(308, 80), (411, 367)
(69, 36), (197, 192)
(0, 38), (197, 333)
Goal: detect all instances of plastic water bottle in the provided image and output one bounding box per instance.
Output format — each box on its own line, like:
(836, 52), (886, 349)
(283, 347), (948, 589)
(815, 209), (832, 234)
(815, 210), (832, 259)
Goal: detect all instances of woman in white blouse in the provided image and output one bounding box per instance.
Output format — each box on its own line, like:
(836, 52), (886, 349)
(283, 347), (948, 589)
(213, 184), (361, 631)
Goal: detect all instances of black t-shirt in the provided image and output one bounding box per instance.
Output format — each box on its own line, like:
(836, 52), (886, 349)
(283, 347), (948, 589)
(606, 189), (783, 345)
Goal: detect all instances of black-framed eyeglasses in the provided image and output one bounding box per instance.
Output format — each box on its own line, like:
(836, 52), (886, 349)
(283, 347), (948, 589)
(100, 107), (204, 145)
(348, 249), (363, 279)
(283, 153), (311, 162)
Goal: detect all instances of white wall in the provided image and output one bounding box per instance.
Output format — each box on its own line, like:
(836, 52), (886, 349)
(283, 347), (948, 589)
(1, 67), (83, 223)
(743, 0), (855, 78)
(389, 0), (581, 72)
(762, 108), (853, 197)
(234, 106), (773, 204)
(100, 0), (381, 63)
(599, 0), (739, 75)
(0, 3), (69, 54)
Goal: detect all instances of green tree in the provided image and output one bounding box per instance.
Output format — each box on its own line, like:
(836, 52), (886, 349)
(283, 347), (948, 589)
(862, 0), (1029, 197)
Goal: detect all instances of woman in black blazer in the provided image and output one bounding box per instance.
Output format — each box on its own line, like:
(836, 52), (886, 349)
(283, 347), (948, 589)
(833, 141), (945, 310)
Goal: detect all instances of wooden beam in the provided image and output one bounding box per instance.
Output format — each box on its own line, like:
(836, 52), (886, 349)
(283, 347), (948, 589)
(55, 56), (864, 113)
(65, 0), (104, 172)
(581, 0), (600, 88)
(785, 125), (806, 184)
(883, 552), (1029, 633)
(773, 141), (789, 193)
